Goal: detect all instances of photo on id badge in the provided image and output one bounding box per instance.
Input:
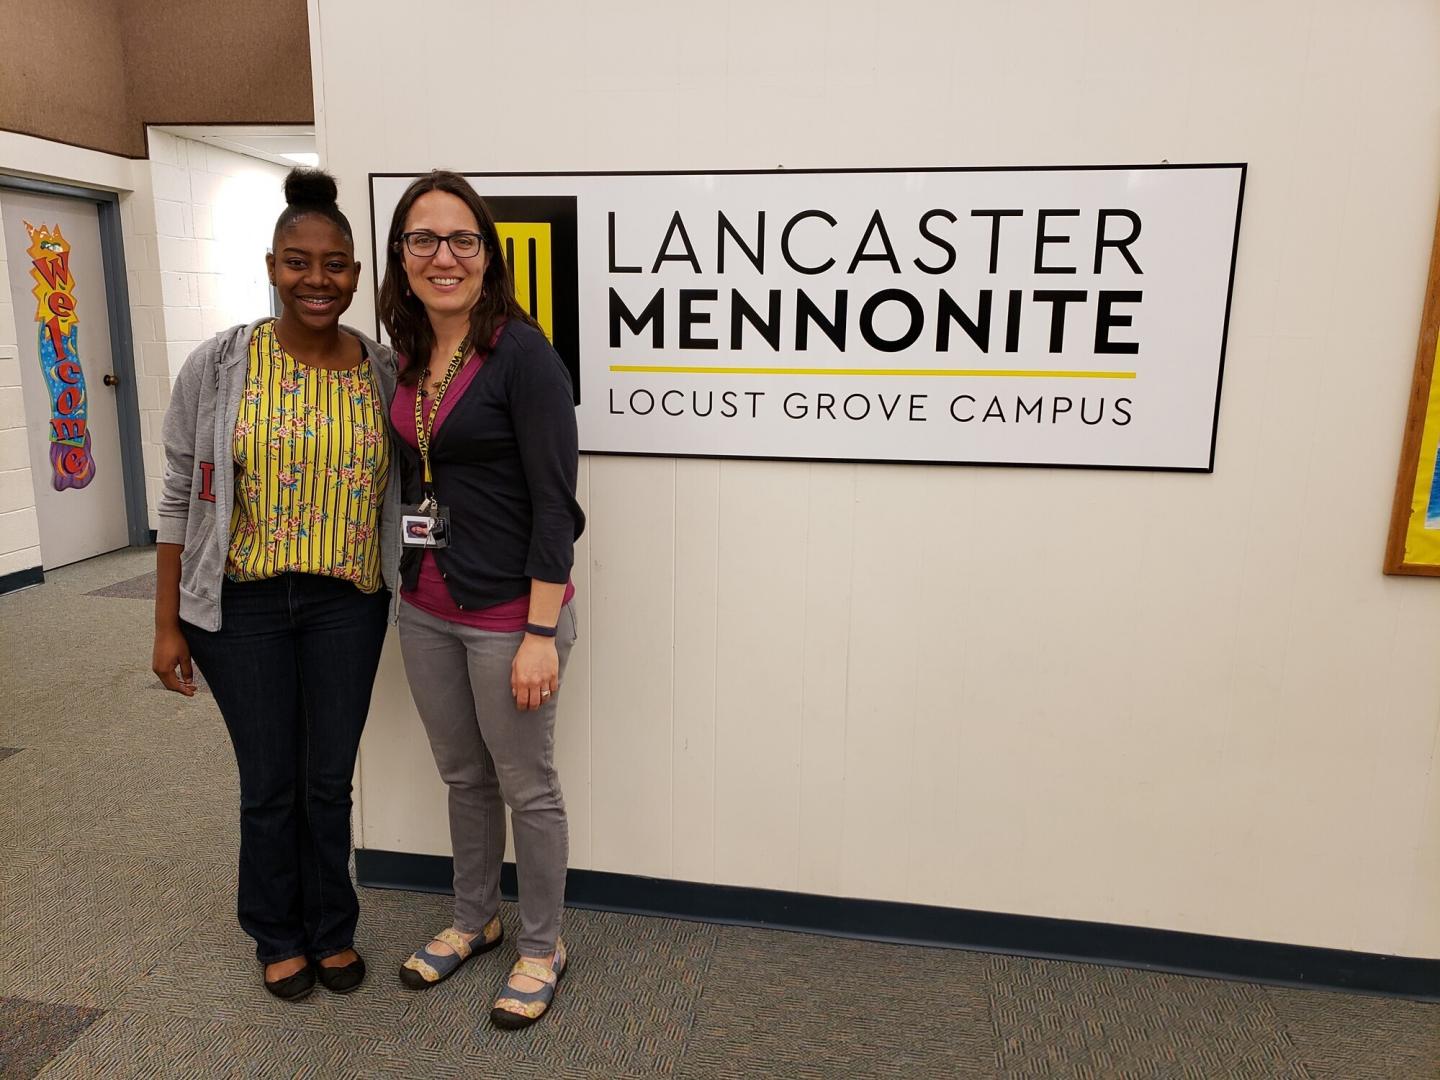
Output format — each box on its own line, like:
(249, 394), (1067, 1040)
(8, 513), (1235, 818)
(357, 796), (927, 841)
(402, 506), (449, 548)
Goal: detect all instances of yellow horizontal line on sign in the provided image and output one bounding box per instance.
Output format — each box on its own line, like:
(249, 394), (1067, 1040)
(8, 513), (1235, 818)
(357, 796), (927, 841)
(610, 364), (1137, 379)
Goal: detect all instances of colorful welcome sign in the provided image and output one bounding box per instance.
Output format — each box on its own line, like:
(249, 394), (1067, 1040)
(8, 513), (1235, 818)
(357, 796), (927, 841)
(25, 222), (95, 490)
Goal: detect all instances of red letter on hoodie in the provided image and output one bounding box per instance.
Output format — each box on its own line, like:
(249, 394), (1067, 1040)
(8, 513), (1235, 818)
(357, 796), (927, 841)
(197, 461), (216, 503)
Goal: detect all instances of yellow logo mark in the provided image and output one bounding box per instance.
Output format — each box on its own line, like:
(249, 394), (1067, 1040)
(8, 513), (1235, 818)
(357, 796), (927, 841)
(497, 222), (553, 343)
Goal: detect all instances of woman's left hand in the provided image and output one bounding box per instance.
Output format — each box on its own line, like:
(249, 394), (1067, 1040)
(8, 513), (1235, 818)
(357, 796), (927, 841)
(511, 634), (560, 711)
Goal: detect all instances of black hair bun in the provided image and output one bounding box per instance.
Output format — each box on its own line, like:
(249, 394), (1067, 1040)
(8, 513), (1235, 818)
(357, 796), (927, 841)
(283, 168), (339, 208)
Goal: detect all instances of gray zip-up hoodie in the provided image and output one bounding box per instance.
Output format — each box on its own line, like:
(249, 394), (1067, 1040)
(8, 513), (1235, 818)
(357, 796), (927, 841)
(157, 318), (401, 631)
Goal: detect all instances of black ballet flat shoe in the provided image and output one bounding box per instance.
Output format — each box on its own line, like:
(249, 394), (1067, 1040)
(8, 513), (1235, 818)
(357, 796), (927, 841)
(263, 960), (316, 1001)
(316, 951), (366, 994)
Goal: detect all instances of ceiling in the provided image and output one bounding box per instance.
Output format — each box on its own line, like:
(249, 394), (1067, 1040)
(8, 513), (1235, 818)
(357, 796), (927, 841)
(149, 125), (317, 167)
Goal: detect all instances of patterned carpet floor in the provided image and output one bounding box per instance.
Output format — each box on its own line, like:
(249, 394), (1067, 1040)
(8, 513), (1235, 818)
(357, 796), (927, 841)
(1, 549), (1435, 1078)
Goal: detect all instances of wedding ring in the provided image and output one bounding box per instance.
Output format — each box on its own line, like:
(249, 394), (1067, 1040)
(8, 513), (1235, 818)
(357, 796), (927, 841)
(541, 689), (552, 697)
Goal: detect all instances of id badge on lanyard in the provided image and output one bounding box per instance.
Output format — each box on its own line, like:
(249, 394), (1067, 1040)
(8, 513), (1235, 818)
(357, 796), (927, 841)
(403, 348), (464, 550)
(401, 494), (450, 549)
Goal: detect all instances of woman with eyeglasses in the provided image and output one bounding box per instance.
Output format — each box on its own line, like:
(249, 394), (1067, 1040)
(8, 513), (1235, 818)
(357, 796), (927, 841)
(378, 171), (584, 1029)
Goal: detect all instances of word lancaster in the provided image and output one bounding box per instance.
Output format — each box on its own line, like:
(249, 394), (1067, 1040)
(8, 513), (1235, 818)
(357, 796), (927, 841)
(608, 386), (1133, 426)
(607, 206), (1145, 356)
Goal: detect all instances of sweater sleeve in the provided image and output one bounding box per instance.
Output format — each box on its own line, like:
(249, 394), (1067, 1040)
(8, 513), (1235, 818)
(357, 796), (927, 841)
(155, 346), (207, 545)
(507, 336), (583, 584)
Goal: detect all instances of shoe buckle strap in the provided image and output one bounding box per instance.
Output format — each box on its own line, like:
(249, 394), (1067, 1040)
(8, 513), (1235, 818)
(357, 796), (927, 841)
(435, 928), (474, 958)
(510, 959), (557, 985)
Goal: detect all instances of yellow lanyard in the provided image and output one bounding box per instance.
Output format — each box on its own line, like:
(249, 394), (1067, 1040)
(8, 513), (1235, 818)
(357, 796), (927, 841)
(414, 345), (466, 488)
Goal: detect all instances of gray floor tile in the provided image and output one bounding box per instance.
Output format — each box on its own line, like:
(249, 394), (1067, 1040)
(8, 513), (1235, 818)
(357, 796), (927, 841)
(0, 849), (232, 1008)
(0, 741), (238, 861)
(0, 996), (103, 1080)
(679, 929), (1000, 1079)
(84, 571), (157, 600)
(986, 955), (1309, 1079)
(1265, 985), (1440, 1079)
(37, 1011), (420, 1080)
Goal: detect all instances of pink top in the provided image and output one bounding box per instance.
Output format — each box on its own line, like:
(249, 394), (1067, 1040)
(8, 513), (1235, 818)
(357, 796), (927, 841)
(391, 352), (574, 631)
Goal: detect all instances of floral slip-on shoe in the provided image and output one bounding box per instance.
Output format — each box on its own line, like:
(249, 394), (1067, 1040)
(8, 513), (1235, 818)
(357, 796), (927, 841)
(399, 915), (503, 989)
(490, 938), (568, 1029)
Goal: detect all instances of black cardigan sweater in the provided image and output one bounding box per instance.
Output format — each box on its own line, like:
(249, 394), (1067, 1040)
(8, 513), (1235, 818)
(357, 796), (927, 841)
(395, 320), (584, 610)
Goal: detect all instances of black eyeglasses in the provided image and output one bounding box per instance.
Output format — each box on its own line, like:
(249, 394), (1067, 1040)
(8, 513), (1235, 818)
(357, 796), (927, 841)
(398, 231), (484, 258)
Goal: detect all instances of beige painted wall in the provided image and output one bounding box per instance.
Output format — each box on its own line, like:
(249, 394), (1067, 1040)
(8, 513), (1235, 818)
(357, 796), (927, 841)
(312, 0), (1440, 958)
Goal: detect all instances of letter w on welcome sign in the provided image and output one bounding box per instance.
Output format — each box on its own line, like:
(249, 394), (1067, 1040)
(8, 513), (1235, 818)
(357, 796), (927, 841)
(371, 165), (1245, 471)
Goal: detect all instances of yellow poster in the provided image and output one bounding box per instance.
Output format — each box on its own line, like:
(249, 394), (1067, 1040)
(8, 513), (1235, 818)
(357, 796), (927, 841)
(1403, 335), (1440, 567)
(1387, 202), (1440, 576)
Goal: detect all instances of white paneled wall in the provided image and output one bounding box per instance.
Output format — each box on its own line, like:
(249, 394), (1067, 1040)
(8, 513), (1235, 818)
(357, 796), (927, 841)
(131, 131), (287, 528)
(313, 0), (1440, 959)
(0, 204), (42, 577)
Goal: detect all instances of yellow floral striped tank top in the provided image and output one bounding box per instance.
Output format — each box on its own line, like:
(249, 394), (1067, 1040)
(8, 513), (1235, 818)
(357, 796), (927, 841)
(227, 321), (390, 591)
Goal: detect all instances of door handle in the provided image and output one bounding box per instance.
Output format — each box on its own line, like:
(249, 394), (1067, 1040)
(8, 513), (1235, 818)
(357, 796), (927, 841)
(103, 373), (120, 387)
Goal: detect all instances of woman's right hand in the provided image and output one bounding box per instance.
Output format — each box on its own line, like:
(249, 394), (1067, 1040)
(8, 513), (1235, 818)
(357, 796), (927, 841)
(152, 625), (197, 696)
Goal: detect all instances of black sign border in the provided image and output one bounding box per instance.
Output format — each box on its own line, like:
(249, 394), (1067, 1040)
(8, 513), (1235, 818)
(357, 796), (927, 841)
(368, 163), (1247, 474)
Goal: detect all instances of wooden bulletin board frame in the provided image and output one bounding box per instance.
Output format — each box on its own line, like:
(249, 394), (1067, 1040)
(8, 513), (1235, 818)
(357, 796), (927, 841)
(1384, 191), (1440, 576)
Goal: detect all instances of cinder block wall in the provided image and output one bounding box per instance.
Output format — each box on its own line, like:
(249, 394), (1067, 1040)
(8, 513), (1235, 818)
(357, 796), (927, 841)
(129, 130), (286, 525)
(0, 202), (42, 577)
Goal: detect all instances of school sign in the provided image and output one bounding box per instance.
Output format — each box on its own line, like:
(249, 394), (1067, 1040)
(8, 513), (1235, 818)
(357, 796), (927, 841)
(371, 164), (1245, 471)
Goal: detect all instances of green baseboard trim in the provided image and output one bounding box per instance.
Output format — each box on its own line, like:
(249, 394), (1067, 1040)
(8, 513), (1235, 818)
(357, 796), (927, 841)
(0, 566), (43, 596)
(354, 848), (1438, 1002)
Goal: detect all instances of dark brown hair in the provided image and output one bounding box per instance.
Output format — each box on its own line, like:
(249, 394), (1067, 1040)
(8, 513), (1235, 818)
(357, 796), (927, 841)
(378, 170), (539, 385)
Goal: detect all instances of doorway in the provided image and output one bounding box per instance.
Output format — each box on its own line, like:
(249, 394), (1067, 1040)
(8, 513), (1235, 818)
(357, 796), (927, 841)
(0, 182), (145, 569)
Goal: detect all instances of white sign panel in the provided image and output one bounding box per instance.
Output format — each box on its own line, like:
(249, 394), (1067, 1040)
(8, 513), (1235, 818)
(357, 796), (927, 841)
(370, 165), (1244, 470)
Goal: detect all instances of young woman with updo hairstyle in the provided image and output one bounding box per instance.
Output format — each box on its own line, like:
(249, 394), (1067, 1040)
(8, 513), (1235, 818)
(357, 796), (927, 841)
(153, 169), (400, 1000)
(379, 170), (584, 1029)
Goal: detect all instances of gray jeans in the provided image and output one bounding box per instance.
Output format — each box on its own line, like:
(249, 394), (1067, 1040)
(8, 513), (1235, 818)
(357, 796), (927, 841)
(397, 600), (577, 956)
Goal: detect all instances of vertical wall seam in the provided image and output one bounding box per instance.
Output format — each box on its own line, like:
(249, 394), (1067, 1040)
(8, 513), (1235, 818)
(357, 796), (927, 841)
(1398, 596), (1440, 952)
(307, 0), (330, 167)
(669, 457), (677, 877)
(795, 465), (811, 888)
(585, 456), (594, 868)
(838, 465), (857, 891)
(710, 460), (721, 881)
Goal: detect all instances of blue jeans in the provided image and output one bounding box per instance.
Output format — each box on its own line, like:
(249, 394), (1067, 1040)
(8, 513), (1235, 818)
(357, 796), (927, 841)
(183, 573), (389, 964)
